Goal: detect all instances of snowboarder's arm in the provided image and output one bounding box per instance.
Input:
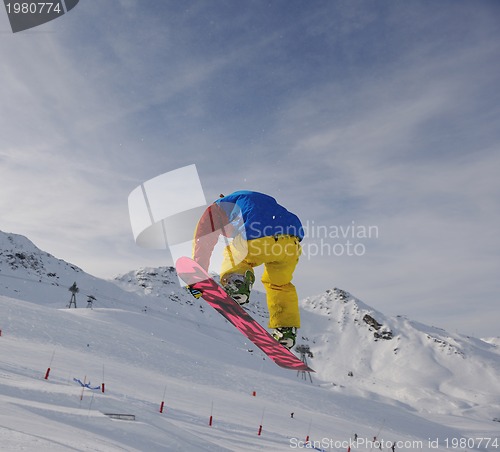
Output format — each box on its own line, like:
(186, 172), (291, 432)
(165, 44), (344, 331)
(192, 203), (229, 270)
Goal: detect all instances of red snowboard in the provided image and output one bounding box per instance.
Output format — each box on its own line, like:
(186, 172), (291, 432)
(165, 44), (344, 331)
(176, 257), (313, 372)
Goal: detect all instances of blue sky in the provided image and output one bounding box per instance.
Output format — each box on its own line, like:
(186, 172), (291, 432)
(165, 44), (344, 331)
(1, 0), (499, 337)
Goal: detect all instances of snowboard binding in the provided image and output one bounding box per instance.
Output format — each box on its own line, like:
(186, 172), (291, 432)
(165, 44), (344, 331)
(222, 271), (255, 305)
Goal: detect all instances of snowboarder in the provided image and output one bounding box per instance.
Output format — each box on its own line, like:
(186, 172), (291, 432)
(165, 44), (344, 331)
(191, 190), (304, 349)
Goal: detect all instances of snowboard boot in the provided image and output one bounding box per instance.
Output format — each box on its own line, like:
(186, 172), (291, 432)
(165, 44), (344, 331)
(272, 327), (297, 350)
(222, 271), (255, 305)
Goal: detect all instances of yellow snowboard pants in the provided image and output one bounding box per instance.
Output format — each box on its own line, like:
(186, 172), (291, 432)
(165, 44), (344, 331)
(220, 235), (302, 329)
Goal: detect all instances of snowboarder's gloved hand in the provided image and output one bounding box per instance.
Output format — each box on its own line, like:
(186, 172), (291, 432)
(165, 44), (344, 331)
(186, 285), (203, 299)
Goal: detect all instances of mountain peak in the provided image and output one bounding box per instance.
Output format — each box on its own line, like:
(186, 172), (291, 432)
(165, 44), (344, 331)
(0, 229), (84, 274)
(115, 266), (178, 296)
(301, 286), (394, 341)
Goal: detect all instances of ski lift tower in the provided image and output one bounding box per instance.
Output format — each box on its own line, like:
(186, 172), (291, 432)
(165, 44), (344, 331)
(86, 295), (96, 309)
(68, 282), (79, 308)
(296, 344), (314, 383)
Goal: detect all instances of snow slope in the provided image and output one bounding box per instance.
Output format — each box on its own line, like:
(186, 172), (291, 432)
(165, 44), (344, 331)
(298, 289), (500, 418)
(1, 230), (500, 451)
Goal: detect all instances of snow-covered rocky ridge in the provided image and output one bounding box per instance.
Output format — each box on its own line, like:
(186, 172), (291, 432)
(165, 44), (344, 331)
(0, 230), (143, 311)
(114, 266), (271, 324)
(1, 229), (500, 451)
(298, 289), (500, 416)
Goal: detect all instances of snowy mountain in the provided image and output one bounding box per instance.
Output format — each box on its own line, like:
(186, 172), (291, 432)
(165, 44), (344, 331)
(1, 229), (500, 451)
(299, 289), (500, 417)
(114, 266), (271, 325)
(0, 230), (143, 311)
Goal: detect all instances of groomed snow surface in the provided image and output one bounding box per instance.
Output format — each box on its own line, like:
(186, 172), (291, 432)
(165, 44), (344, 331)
(1, 231), (499, 451)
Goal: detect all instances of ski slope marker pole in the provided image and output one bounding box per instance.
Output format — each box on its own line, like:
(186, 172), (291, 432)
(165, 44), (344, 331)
(209, 401), (213, 426)
(258, 407), (265, 436)
(44, 350), (55, 380)
(159, 385), (167, 413)
(305, 419), (312, 444)
(101, 364), (105, 393)
(80, 376), (86, 401)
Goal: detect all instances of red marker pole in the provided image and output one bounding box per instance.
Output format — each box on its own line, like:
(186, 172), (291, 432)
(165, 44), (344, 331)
(258, 407), (265, 436)
(44, 350), (55, 380)
(305, 419), (312, 445)
(209, 401), (214, 426)
(159, 385), (167, 413)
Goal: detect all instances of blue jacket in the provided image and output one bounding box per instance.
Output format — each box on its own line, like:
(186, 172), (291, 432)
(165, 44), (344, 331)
(215, 191), (304, 240)
(193, 190), (303, 269)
